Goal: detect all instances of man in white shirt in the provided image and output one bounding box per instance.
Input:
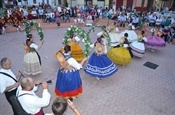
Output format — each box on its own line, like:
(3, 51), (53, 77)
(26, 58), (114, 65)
(0, 57), (20, 115)
(38, 7), (44, 19)
(16, 77), (51, 114)
(118, 13), (127, 27)
(149, 13), (157, 27)
(132, 15), (139, 28)
(48, 11), (56, 23)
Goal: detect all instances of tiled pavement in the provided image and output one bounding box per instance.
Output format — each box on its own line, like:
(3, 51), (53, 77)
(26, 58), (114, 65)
(0, 19), (175, 115)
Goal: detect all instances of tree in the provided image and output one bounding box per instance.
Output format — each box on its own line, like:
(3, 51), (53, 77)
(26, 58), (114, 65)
(0, 0), (3, 8)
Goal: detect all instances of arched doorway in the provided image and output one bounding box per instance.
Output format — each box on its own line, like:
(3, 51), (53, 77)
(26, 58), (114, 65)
(147, 0), (154, 11)
(126, 0), (133, 9)
(116, 0), (123, 10)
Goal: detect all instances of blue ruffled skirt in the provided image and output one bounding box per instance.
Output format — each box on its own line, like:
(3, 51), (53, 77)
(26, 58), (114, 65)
(84, 53), (118, 78)
(55, 68), (82, 98)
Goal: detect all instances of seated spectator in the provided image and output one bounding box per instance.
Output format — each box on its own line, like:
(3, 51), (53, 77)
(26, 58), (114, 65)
(132, 15), (139, 28)
(86, 13), (93, 26)
(155, 15), (162, 28)
(38, 7), (44, 19)
(77, 16), (84, 24)
(27, 11), (33, 20)
(118, 13), (127, 27)
(165, 16), (172, 27)
(55, 9), (60, 19)
(48, 11), (56, 23)
(161, 26), (170, 42)
(23, 9), (28, 19)
(64, 9), (70, 23)
(59, 9), (65, 20)
(148, 13), (157, 27)
(42, 11), (48, 23)
(31, 8), (38, 19)
(167, 27), (175, 44)
(45, 97), (81, 115)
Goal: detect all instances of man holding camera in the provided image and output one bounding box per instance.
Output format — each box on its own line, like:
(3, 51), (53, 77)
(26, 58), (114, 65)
(16, 77), (51, 115)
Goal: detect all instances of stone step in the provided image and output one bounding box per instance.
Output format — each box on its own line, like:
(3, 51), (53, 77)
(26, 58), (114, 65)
(4, 19), (117, 33)
(5, 23), (58, 33)
(31, 19), (44, 25)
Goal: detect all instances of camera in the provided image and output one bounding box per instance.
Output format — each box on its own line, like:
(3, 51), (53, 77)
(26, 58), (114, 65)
(69, 97), (73, 102)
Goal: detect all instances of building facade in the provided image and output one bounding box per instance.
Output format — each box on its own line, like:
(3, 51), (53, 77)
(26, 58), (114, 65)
(4, 0), (175, 11)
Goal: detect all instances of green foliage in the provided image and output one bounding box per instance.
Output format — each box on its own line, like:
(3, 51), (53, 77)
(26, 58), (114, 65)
(64, 26), (91, 57)
(101, 26), (111, 46)
(0, 0), (2, 8)
(63, 19), (113, 57)
(24, 21), (44, 40)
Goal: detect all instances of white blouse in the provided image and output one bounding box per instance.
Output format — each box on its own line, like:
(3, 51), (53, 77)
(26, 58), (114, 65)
(64, 53), (82, 70)
(30, 43), (38, 50)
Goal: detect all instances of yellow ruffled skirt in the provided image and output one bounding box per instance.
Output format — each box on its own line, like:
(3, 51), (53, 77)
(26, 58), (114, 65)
(71, 44), (84, 62)
(107, 47), (132, 66)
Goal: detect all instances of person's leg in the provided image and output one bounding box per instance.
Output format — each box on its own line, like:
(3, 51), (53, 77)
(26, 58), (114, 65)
(68, 16), (70, 23)
(4, 89), (18, 115)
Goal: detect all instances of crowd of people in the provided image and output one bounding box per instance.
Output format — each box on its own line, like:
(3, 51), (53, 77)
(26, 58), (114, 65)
(0, 4), (175, 115)
(1, 4), (175, 40)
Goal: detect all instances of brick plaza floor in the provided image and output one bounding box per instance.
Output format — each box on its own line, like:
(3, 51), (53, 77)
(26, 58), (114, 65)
(0, 26), (175, 115)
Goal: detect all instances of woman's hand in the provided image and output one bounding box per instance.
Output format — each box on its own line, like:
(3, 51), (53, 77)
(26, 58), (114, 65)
(67, 99), (76, 110)
(41, 40), (44, 45)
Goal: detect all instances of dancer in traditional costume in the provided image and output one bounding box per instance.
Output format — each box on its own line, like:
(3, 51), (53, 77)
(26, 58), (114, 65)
(107, 33), (133, 66)
(4, 10), (12, 27)
(145, 27), (166, 51)
(130, 31), (147, 58)
(96, 25), (109, 54)
(84, 37), (118, 80)
(23, 34), (44, 75)
(54, 45), (87, 98)
(16, 7), (26, 23)
(108, 22), (122, 47)
(0, 17), (6, 34)
(120, 24), (137, 42)
(67, 34), (84, 62)
(12, 16), (23, 32)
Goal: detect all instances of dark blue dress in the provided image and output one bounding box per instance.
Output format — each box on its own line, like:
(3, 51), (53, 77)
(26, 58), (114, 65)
(84, 53), (118, 78)
(55, 54), (82, 98)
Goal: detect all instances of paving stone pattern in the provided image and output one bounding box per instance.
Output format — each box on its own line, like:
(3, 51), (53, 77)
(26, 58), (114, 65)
(0, 21), (175, 115)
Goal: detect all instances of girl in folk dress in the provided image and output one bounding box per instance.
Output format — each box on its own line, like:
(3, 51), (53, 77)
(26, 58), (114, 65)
(120, 24), (138, 43)
(107, 33), (133, 66)
(130, 31), (148, 58)
(23, 34), (44, 75)
(108, 22), (121, 47)
(84, 37), (118, 80)
(67, 34), (84, 62)
(54, 45), (87, 98)
(12, 16), (23, 32)
(0, 17), (6, 34)
(145, 27), (166, 51)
